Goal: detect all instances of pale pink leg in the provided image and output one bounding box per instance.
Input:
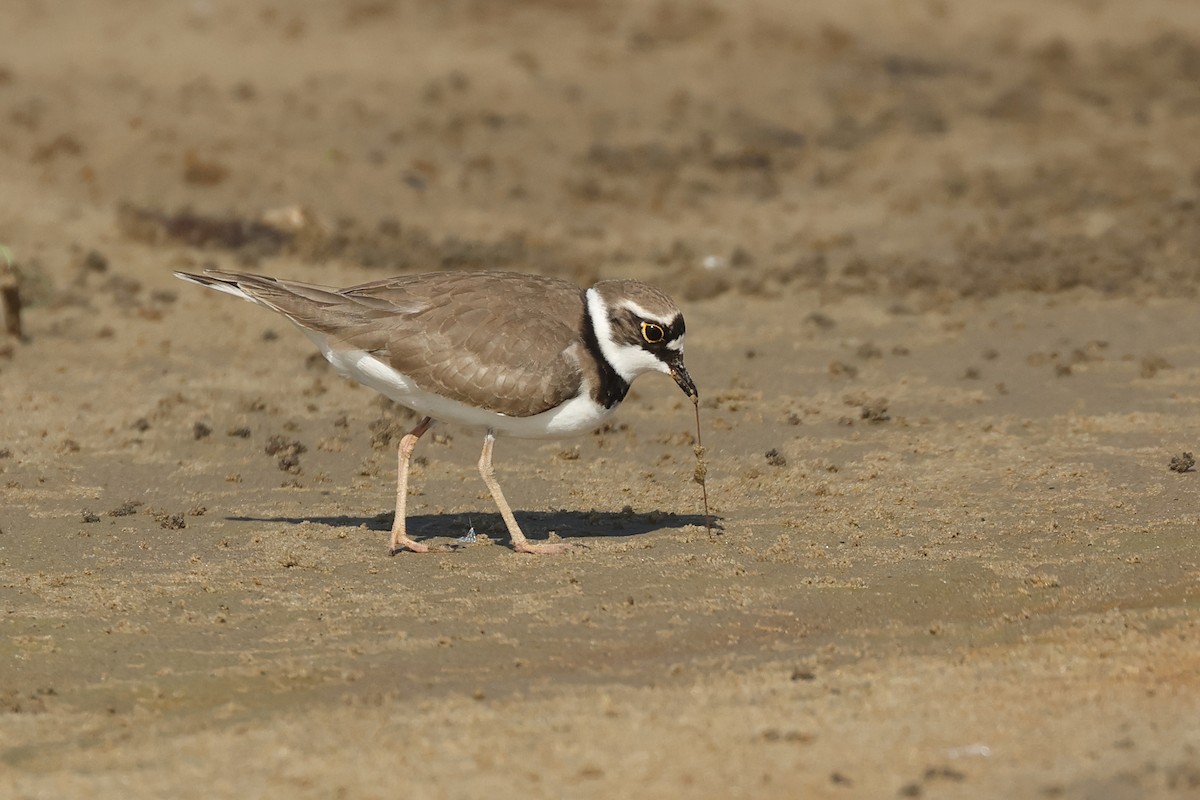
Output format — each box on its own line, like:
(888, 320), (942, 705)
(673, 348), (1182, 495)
(478, 430), (572, 554)
(389, 416), (434, 555)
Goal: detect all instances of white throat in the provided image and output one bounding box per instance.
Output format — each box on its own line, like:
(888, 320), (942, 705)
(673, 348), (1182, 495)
(585, 287), (672, 383)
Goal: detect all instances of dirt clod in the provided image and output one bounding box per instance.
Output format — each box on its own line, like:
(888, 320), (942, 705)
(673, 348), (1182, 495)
(265, 434), (307, 473)
(154, 511), (187, 530)
(1140, 356), (1171, 378)
(107, 500), (142, 517)
(1168, 452), (1195, 473)
(861, 401), (890, 423)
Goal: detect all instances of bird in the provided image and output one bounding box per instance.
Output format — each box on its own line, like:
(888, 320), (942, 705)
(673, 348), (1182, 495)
(174, 269), (698, 554)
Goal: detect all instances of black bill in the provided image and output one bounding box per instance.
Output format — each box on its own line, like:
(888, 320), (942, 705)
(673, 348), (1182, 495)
(669, 360), (698, 399)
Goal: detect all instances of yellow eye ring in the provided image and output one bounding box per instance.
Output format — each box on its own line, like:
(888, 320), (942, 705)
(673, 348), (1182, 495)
(641, 322), (665, 344)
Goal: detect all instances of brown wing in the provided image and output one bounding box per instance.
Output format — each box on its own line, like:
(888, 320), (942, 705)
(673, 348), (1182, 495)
(199, 270), (587, 418)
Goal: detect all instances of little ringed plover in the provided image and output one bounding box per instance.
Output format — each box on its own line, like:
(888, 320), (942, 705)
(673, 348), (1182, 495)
(175, 269), (697, 554)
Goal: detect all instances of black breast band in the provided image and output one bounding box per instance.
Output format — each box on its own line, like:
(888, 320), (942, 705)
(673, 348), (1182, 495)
(580, 301), (631, 409)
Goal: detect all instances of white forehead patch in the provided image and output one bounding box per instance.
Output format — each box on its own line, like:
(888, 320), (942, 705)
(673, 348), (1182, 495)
(665, 335), (684, 352)
(618, 298), (675, 326)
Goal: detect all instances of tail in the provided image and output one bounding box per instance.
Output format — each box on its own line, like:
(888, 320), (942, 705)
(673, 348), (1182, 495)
(174, 269), (266, 305)
(174, 269), (349, 317)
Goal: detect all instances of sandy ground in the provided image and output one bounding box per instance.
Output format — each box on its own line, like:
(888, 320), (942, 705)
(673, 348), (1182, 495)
(2, 1), (1199, 797)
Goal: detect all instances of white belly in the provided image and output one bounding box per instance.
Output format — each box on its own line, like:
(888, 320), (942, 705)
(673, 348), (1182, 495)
(319, 344), (616, 439)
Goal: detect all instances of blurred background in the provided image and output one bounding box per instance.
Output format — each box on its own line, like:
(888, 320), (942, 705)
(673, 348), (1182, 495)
(4, 0), (1200, 306)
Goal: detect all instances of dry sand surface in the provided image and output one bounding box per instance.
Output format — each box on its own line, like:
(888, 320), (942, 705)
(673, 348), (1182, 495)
(2, 1), (1199, 797)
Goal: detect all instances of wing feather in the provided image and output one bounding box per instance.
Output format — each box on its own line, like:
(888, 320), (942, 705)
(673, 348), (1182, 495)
(190, 270), (587, 417)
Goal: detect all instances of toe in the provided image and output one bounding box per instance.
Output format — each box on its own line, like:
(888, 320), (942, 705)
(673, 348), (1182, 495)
(388, 537), (431, 555)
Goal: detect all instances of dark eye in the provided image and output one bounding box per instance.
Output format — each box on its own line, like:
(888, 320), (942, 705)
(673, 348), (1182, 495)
(641, 322), (665, 344)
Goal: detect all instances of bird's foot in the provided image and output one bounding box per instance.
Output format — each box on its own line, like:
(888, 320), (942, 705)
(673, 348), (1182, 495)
(387, 535), (446, 555)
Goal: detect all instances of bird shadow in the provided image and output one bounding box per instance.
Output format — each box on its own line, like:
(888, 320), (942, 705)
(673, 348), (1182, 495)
(229, 508), (719, 547)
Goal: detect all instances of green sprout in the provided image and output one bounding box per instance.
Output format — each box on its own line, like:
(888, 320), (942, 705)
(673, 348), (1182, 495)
(0, 244), (11, 268)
